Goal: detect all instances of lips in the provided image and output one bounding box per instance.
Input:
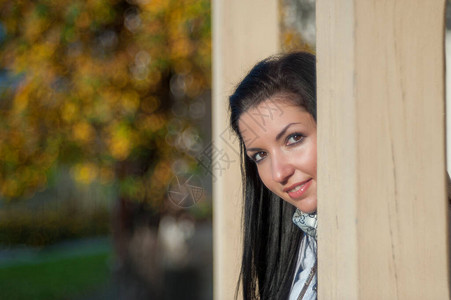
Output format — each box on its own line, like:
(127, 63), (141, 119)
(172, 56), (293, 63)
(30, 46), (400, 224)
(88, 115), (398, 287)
(284, 179), (313, 199)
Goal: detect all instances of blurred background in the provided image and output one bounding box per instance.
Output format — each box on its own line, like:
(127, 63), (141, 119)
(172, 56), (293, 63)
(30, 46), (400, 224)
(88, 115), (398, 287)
(0, 0), (314, 299)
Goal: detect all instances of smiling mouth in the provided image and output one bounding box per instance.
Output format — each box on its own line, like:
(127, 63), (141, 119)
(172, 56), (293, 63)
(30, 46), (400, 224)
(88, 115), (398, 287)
(288, 184), (303, 193)
(285, 179), (313, 199)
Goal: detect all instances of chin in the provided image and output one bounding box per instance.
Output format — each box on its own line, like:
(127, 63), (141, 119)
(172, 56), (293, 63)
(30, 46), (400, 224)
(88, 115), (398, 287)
(294, 198), (317, 214)
(298, 207), (317, 214)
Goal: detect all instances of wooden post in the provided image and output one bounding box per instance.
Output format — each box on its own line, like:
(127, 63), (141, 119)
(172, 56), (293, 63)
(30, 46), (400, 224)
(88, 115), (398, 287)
(317, 0), (449, 299)
(212, 1), (279, 299)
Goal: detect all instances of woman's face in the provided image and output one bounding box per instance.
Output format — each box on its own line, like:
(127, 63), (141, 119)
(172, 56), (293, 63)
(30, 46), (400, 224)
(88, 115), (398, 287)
(238, 94), (317, 213)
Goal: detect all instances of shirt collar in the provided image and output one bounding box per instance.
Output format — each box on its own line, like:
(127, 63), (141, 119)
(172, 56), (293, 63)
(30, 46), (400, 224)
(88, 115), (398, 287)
(292, 209), (317, 240)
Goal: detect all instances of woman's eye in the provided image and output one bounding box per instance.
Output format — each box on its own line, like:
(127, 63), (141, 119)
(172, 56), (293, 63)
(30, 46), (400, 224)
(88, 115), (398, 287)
(252, 151), (266, 163)
(286, 133), (304, 145)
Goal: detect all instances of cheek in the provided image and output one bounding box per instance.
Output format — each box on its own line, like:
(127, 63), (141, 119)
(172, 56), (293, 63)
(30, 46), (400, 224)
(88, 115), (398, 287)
(303, 140), (317, 177)
(310, 150), (317, 178)
(256, 165), (277, 192)
(291, 147), (317, 178)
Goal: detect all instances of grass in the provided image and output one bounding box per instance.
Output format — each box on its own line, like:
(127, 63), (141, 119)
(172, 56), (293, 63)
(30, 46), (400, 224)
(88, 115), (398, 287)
(0, 250), (111, 300)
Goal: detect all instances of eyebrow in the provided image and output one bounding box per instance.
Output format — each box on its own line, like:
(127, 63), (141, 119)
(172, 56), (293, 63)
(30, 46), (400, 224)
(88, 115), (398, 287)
(276, 122), (300, 141)
(245, 122), (300, 153)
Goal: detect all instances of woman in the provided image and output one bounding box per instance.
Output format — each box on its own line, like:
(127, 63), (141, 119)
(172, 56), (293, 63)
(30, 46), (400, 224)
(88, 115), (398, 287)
(229, 52), (317, 299)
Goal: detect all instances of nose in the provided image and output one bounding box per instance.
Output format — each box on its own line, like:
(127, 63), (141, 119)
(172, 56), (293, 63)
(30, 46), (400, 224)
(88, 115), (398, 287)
(271, 152), (294, 183)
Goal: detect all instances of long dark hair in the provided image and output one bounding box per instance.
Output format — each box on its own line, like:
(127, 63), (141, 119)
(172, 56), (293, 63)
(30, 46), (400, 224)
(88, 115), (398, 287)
(229, 52), (316, 299)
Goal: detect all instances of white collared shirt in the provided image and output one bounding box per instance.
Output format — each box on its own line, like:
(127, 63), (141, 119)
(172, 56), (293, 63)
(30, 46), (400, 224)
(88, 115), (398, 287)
(288, 235), (317, 300)
(289, 209), (317, 300)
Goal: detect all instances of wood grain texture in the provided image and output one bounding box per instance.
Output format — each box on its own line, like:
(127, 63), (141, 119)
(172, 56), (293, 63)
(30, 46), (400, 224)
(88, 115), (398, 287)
(317, 0), (449, 299)
(212, 1), (279, 299)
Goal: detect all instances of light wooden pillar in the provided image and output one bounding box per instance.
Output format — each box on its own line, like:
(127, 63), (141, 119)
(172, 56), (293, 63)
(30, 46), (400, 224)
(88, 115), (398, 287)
(212, 1), (279, 299)
(317, 0), (449, 299)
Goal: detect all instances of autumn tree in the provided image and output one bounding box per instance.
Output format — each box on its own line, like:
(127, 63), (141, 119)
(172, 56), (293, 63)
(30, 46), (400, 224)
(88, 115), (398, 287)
(0, 0), (211, 209)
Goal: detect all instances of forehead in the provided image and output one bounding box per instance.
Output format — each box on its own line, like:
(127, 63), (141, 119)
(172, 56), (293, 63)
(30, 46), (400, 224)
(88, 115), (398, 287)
(239, 93), (313, 127)
(237, 95), (315, 144)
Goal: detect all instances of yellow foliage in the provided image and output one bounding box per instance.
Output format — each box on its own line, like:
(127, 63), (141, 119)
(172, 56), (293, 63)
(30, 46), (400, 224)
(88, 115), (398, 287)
(0, 0), (211, 204)
(107, 123), (134, 161)
(72, 163), (98, 185)
(143, 0), (170, 14)
(4, 148), (19, 166)
(109, 137), (132, 160)
(120, 90), (140, 115)
(13, 82), (31, 113)
(62, 102), (79, 122)
(139, 114), (167, 134)
(73, 121), (95, 143)
(141, 96), (159, 114)
(23, 4), (51, 42)
(1, 178), (20, 198)
(75, 12), (91, 29)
